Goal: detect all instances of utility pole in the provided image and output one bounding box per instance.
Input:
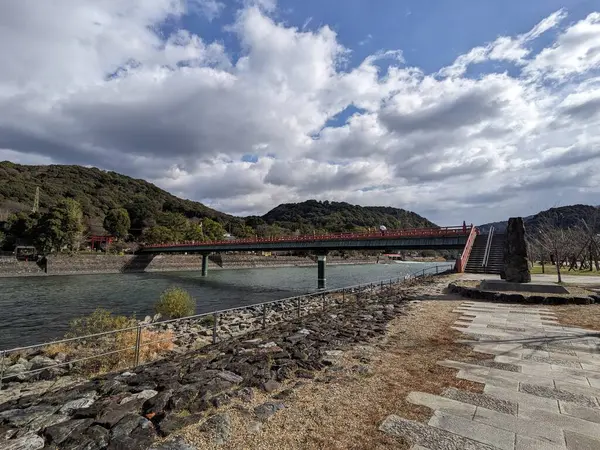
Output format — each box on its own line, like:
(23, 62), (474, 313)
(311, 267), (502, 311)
(32, 187), (40, 213)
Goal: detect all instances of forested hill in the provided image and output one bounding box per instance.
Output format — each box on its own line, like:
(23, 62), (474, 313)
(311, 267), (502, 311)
(259, 200), (436, 233)
(478, 204), (600, 233)
(0, 162), (437, 241)
(0, 162), (232, 231)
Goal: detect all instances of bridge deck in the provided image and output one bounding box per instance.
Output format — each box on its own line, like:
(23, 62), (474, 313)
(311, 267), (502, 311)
(138, 226), (474, 254)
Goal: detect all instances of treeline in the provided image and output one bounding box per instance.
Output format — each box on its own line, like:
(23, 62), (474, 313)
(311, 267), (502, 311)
(0, 199), (239, 252)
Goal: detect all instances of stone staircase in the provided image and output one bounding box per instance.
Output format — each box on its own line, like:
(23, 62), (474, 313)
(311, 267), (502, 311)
(465, 233), (505, 275)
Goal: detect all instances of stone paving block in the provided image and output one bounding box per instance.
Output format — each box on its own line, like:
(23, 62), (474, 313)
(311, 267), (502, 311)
(406, 392), (476, 419)
(484, 385), (560, 412)
(581, 363), (600, 372)
(587, 378), (600, 389)
(518, 406), (600, 439)
(520, 383), (598, 408)
(554, 380), (600, 400)
(428, 411), (516, 450)
(473, 406), (564, 445)
(442, 387), (518, 415)
(515, 435), (567, 450)
(379, 415), (497, 450)
(457, 369), (521, 390)
(521, 355), (583, 368)
(564, 430), (600, 450)
(560, 401), (600, 424)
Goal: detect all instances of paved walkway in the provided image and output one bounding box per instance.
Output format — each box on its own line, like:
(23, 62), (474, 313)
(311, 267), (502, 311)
(379, 301), (600, 449)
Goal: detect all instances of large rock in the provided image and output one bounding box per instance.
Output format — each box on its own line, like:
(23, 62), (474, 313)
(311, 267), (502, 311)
(502, 217), (531, 283)
(1, 434), (45, 450)
(29, 355), (57, 371)
(44, 418), (94, 445)
(198, 413), (231, 445)
(253, 402), (284, 421)
(0, 405), (57, 428)
(149, 436), (196, 450)
(59, 397), (96, 415)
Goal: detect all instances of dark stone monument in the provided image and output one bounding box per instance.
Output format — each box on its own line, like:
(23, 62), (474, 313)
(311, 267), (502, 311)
(501, 217), (531, 283)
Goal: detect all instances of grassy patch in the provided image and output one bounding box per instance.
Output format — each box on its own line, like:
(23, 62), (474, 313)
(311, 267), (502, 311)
(551, 305), (600, 332)
(530, 265), (600, 277)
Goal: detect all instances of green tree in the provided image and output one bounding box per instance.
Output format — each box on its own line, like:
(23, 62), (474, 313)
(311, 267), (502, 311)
(156, 212), (189, 240)
(36, 198), (84, 253)
(5, 211), (39, 244)
(103, 208), (131, 239)
(184, 223), (205, 242)
(143, 225), (175, 244)
(202, 218), (226, 241)
(125, 195), (158, 230)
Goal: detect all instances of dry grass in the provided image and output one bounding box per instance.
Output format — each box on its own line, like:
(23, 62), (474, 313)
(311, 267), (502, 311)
(550, 305), (600, 332)
(178, 292), (487, 450)
(43, 329), (175, 375)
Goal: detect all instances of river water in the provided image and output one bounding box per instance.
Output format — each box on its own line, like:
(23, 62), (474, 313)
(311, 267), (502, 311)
(0, 262), (452, 350)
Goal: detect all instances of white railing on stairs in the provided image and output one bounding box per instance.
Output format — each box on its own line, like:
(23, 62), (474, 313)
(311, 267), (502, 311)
(482, 226), (495, 268)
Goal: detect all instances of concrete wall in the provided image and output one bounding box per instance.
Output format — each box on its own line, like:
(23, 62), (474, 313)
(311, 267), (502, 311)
(0, 253), (380, 277)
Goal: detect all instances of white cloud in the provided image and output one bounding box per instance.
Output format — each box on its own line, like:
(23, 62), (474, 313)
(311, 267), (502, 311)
(188, 0), (224, 21)
(0, 3), (599, 225)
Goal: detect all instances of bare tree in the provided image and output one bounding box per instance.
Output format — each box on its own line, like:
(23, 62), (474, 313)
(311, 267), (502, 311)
(535, 214), (580, 283)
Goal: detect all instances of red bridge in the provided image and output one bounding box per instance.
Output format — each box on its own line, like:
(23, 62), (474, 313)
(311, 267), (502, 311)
(138, 225), (478, 288)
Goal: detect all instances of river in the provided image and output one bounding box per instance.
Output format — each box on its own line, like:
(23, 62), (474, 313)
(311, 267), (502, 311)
(0, 262), (452, 349)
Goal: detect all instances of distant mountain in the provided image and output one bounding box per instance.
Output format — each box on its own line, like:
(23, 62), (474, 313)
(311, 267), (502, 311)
(479, 205), (600, 234)
(0, 162), (437, 238)
(260, 200), (436, 233)
(0, 162), (235, 233)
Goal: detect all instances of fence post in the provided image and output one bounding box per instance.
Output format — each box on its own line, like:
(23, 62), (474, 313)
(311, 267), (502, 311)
(0, 351), (5, 392)
(133, 326), (142, 368)
(262, 304), (267, 329)
(212, 313), (218, 344)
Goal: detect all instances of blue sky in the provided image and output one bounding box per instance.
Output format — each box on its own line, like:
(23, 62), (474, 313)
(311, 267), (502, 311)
(1, 0), (600, 224)
(178, 0), (595, 72)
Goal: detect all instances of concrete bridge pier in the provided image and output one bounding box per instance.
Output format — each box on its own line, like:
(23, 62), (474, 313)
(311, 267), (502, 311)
(317, 253), (328, 289)
(201, 254), (209, 277)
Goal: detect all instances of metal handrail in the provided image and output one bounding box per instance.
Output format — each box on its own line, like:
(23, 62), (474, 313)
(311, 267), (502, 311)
(0, 264), (454, 389)
(140, 226), (474, 250)
(482, 226), (495, 268)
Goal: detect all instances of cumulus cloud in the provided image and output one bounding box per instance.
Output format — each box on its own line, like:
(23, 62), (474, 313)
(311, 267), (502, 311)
(0, 2), (599, 224)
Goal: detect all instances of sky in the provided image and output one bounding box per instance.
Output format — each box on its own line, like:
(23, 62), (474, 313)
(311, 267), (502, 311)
(1, 0), (600, 225)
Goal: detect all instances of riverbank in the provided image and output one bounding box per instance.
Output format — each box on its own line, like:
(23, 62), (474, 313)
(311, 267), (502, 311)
(0, 275), (454, 450)
(0, 254), (385, 278)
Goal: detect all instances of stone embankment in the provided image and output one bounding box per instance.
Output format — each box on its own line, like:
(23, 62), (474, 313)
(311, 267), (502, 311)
(0, 254), (382, 278)
(0, 277), (437, 449)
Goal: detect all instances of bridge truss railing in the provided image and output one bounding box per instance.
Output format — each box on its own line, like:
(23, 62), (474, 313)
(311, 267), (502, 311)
(0, 264), (455, 390)
(141, 226), (472, 250)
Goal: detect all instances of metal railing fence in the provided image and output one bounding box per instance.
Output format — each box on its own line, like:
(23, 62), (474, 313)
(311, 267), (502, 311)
(0, 264), (454, 390)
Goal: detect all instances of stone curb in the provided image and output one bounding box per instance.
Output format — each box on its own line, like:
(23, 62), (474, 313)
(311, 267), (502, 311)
(448, 283), (597, 305)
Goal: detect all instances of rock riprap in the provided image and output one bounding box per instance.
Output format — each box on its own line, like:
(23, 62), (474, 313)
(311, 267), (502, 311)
(0, 278), (434, 449)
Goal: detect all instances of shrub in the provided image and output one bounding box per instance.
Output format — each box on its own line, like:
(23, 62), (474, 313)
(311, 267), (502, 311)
(154, 287), (195, 319)
(65, 308), (136, 338)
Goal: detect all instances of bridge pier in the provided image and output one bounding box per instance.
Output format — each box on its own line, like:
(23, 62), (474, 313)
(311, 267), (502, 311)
(201, 254), (209, 277)
(317, 254), (327, 289)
